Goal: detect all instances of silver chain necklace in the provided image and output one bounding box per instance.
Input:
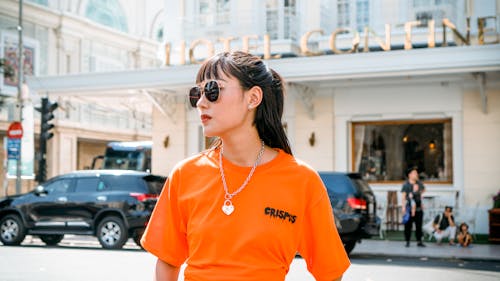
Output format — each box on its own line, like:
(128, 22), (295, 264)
(219, 140), (265, 215)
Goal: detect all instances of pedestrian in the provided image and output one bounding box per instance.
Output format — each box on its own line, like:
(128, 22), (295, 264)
(141, 51), (350, 281)
(433, 206), (457, 245)
(457, 222), (473, 247)
(401, 167), (426, 247)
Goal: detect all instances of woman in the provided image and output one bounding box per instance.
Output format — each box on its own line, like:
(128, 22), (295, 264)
(141, 51), (350, 281)
(401, 167), (426, 248)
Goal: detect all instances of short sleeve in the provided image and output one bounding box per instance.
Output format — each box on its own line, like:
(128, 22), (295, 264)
(401, 183), (409, 193)
(297, 178), (350, 281)
(433, 214), (440, 224)
(141, 170), (188, 267)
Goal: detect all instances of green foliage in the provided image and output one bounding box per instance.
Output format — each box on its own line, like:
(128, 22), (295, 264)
(0, 58), (15, 78)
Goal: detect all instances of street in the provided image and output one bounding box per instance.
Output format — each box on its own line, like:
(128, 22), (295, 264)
(0, 236), (499, 281)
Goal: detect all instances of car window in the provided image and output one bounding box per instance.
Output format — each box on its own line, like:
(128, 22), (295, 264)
(101, 175), (145, 192)
(143, 175), (166, 194)
(350, 178), (372, 193)
(75, 178), (101, 192)
(319, 173), (356, 195)
(44, 179), (72, 194)
(97, 180), (108, 191)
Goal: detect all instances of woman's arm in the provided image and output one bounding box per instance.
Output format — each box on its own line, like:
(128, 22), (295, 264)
(401, 191), (407, 215)
(333, 276), (343, 281)
(155, 259), (180, 281)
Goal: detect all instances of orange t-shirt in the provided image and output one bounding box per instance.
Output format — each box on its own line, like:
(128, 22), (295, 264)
(141, 148), (350, 281)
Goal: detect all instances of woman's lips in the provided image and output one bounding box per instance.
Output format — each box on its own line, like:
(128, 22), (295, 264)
(200, 114), (212, 123)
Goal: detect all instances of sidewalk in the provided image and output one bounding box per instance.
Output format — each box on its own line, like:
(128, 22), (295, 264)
(351, 239), (500, 261)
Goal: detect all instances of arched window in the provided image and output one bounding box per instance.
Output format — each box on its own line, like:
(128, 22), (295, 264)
(85, 0), (128, 33)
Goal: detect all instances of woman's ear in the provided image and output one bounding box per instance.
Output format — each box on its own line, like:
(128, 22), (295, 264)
(246, 86), (263, 110)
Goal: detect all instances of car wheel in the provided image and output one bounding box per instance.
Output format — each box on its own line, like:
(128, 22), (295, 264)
(0, 214), (27, 246)
(39, 234), (64, 246)
(343, 240), (356, 255)
(96, 216), (127, 249)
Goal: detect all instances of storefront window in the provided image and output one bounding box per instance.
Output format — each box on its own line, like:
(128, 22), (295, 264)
(352, 119), (452, 183)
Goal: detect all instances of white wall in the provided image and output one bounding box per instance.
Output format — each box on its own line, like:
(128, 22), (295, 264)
(152, 101), (188, 176)
(291, 92), (335, 171)
(463, 88), (500, 234)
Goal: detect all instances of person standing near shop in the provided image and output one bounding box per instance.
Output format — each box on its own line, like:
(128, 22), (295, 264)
(401, 167), (426, 247)
(141, 51), (350, 281)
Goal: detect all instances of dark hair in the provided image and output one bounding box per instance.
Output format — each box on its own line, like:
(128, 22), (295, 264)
(195, 51), (292, 155)
(406, 167), (418, 176)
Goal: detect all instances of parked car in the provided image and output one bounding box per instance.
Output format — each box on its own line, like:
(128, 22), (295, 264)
(318, 172), (380, 255)
(0, 170), (166, 249)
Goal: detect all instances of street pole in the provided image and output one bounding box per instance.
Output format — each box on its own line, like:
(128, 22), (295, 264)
(15, 0), (23, 194)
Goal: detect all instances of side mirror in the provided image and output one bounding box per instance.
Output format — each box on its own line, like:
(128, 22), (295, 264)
(35, 185), (48, 196)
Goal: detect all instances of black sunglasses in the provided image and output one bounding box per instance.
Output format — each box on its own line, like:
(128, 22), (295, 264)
(189, 80), (223, 108)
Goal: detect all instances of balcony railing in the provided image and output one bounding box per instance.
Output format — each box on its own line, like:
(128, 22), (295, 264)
(0, 99), (151, 135)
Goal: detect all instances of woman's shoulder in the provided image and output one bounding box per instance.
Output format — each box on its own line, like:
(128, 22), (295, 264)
(275, 150), (319, 177)
(171, 149), (218, 174)
(401, 181), (410, 190)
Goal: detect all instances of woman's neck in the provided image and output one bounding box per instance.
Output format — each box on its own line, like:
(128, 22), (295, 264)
(220, 129), (264, 166)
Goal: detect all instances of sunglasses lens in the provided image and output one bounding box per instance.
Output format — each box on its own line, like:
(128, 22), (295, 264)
(204, 81), (220, 102)
(188, 81), (220, 107)
(189, 87), (201, 107)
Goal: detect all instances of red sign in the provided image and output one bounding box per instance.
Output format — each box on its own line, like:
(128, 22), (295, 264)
(7, 121), (23, 139)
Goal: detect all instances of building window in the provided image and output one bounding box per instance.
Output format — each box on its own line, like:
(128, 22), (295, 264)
(266, 0), (279, 39)
(283, 0), (296, 40)
(411, 0), (457, 28)
(320, 0), (334, 31)
(27, 0), (48, 6)
(355, 0), (369, 32)
(156, 27), (164, 42)
(198, 0), (231, 26)
(266, 0), (297, 40)
(337, 0), (350, 28)
(85, 0), (128, 33)
(352, 119), (452, 183)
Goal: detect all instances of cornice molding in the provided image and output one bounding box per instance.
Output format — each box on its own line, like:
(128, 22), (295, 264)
(27, 44), (500, 95)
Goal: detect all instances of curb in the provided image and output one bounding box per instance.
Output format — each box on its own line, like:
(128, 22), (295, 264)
(351, 251), (500, 262)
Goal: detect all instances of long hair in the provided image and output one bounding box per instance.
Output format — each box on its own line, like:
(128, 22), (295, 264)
(195, 51), (292, 155)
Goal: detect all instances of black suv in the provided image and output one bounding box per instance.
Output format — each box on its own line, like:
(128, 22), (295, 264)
(318, 172), (380, 254)
(0, 170), (166, 249)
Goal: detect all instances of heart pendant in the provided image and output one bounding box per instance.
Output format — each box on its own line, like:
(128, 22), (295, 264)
(222, 204), (234, 215)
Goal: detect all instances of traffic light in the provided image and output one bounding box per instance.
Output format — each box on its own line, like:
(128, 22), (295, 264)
(40, 97), (58, 141)
(36, 97), (58, 183)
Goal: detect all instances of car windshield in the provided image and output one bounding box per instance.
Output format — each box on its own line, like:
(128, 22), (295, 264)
(103, 150), (144, 170)
(319, 173), (356, 195)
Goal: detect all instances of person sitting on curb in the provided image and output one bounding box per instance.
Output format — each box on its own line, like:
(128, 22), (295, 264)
(457, 222), (473, 247)
(433, 206), (456, 245)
